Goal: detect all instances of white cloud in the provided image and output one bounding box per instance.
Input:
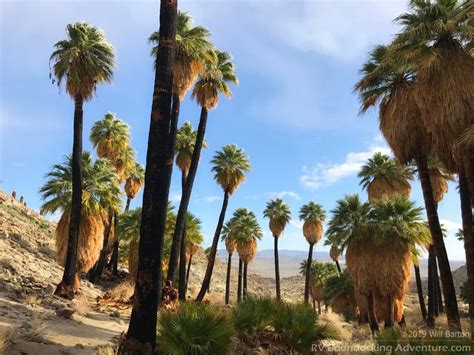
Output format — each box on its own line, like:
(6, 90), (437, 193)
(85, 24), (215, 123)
(300, 137), (391, 190)
(169, 192), (182, 204)
(289, 219), (304, 230)
(264, 191), (301, 201)
(440, 219), (462, 233)
(201, 195), (223, 203)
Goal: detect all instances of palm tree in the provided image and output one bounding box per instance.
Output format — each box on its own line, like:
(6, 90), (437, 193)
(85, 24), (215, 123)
(263, 198), (291, 300)
(233, 213), (263, 299)
(40, 152), (121, 290)
(124, 162), (145, 212)
(89, 112), (132, 279)
(172, 121), (207, 299)
(299, 202), (326, 304)
(119, 207), (142, 282)
(168, 50), (238, 285)
(358, 152), (413, 203)
(329, 245), (342, 273)
(412, 247), (428, 320)
(181, 212), (203, 297)
(221, 221), (236, 305)
(196, 145), (251, 301)
(355, 43), (461, 330)
(49, 22), (115, 298)
(120, 1), (177, 350)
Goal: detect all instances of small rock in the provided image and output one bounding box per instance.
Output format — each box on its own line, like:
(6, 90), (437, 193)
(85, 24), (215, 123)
(0, 230), (8, 239)
(56, 307), (75, 319)
(21, 321), (32, 329)
(11, 233), (22, 241)
(74, 343), (85, 349)
(110, 310), (120, 318)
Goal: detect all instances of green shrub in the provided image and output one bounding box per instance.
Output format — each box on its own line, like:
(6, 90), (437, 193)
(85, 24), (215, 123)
(460, 281), (469, 304)
(156, 302), (233, 355)
(232, 295), (274, 339)
(272, 302), (339, 353)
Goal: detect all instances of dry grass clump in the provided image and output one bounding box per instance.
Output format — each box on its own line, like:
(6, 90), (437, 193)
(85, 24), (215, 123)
(429, 170), (448, 204)
(109, 281), (134, 301)
(0, 326), (15, 354)
(37, 244), (55, 259)
(0, 258), (15, 273)
(72, 293), (91, 316)
(96, 344), (117, 355)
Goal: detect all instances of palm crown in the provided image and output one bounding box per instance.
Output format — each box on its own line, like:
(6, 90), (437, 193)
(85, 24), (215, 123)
(175, 121), (207, 175)
(263, 198), (292, 238)
(299, 202), (326, 245)
(192, 50), (238, 109)
(150, 11), (213, 98)
(90, 112), (131, 161)
(358, 152), (413, 190)
(211, 145), (251, 195)
(124, 162), (145, 200)
(39, 152), (122, 215)
(50, 22), (115, 101)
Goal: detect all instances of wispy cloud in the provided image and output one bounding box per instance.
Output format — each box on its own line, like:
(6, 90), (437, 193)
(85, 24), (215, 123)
(264, 191), (301, 201)
(201, 195), (223, 203)
(300, 137), (391, 190)
(440, 219), (462, 233)
(169, 192), (182, 204)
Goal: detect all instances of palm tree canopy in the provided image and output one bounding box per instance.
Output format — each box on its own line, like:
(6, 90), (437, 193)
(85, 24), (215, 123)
(299, 260), (338, 285)
(39, 151), (122, 215)
(299, 202), (326, 225)
(325, 194), (371, 252)
(124, 162), (145, 199)
(175, 121), (207, 175)
(191, 50), (238, 109)
(232, 213), (262, 263)
(185, 212), (204, 247)
(120, 207), (142, 242)
(221, 208), (255, 242)
(263, 198), (292, 238)
(150, 11), (213, 98)
(211, 145), (251, 195)
(50, 22), (115, 101)
(358, 152), (413, 190)
(90, 112), (131, 161)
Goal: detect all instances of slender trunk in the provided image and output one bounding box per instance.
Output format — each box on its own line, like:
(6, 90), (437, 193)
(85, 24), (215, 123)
(225, 252), (232, 305)
(119, 1), (177, 351)
(168, 107), (209, 282)
(459, 173), (474, 323)
(462, 149), (474, 204)
(427, 245), (436, 326)
(196, 191), (230, 301)
(108, 212), (120, 275)
(274, 236), (281, 300)
(243, 262), (248, 298)
(304, 243), (314, 304)
(178, 171), (188, 301)
(89, 211), (114, 283)
(335, 260), (342, 274)
(417, 157), (461, 331)
(125, 197), (131, 213)
(185, 254), (193, 291)
(55, 95), (83, 299)
(237, 257), (243, 303)
(414, 264), (427, 320)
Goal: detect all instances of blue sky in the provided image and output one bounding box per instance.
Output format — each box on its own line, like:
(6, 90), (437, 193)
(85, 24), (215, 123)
(0, 0), (465, 260)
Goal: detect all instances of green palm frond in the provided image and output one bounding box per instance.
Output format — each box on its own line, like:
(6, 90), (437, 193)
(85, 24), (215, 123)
(211, 144), (251, 195)
(90, 112), (131, 161)
(299, 202), (326, 224)
(263, 198), (292, 227)
(175, 121), (207, 174)
(50, 22), (115, 101)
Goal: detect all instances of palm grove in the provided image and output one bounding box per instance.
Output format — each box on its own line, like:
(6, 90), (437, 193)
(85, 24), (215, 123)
(40, 0), (473, 352)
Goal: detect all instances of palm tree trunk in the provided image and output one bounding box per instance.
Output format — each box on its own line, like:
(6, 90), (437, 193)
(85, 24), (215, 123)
(196, 191), (230, 301)
(414, 264), (427, 320)
(416, 156), (461, 331)
(335, 260), (342, 273)
(427, 246), (436, 326)
(119, 1), (177, 351)
(89, 211), (114, 283)
(55, 95), (83, 299)
(459, 172), (474, 323)
(125, 197), (131, 213)
(225, 252), (232, 305)
(185, 253), (193, 291)
(168, 107), (209, 282)
(243, 262), (248, 298)
(304, 243), (314, 304)
(237, 257), (243, 303)
(274, 236), (281, 300)
(434, 257), (444, 314)
(178, 171), (188, 301)
(108, 211), (120, 275)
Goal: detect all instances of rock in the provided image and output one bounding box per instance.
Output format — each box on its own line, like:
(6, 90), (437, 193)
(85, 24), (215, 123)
(0, 230), (8, 239)
(56, 307), (75, 319)
(11, 233), (22, 241)
(74, 343), (85, 349)
(21, 321), (32, 329)
(110, 310), (120, 318)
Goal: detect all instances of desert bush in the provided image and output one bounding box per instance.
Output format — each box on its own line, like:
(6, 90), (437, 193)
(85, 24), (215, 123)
(373, 328), (474, 354)
(323, 270), (357, 320)
(0, 326), (15, 354)
(156, 302), (233, 355)
(272, 302), (340, 353)
(232, 295), (274, 339)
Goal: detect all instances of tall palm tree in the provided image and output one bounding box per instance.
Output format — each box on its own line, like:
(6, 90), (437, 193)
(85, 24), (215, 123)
(40, 152), (121, 290)
(412, 247), (428, 320)
(120, 1), (177, 351)
(355, 44), (461, 330)
(196, 145), (251, 301)
(233, 212), (263, 299)
(168, 50), (238, 285)
(329, 245), (342, 273)
(358, 152), (413, 203)
(263, 198), (291, 300)
(89, 112), (132, 279)
(182, 212), (203, 297)
(172, 121), (207, 299)
(49, 22), (115, 298)
(299, 202), (326, 304)
(124, 162), (145, 213)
